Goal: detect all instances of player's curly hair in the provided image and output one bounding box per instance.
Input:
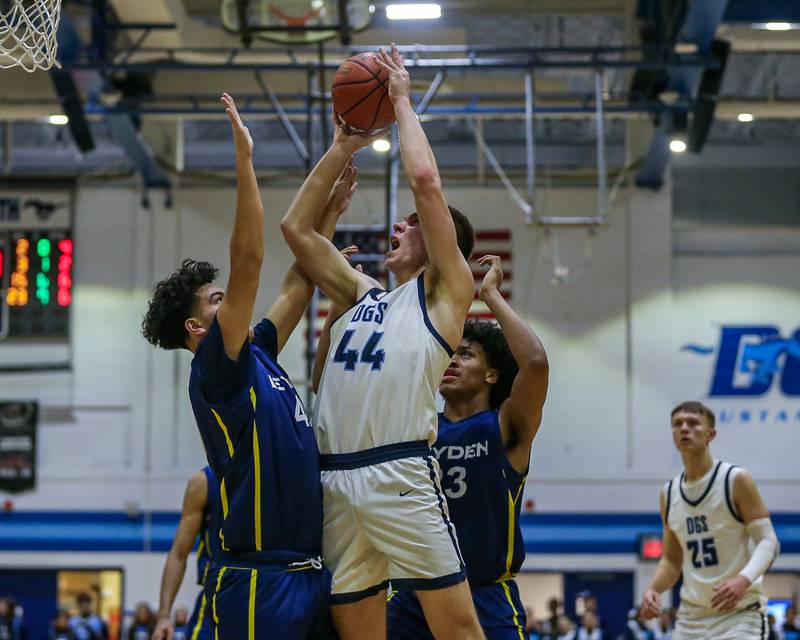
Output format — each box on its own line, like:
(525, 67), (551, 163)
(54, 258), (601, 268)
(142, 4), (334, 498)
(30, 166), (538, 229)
(141, 258), (218, 350)
(462, 319), (518, 409)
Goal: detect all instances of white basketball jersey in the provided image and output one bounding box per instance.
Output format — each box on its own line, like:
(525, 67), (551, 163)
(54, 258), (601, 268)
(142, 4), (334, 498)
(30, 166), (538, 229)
(314, 273), (454, 455)
(665, 460), (765, 613)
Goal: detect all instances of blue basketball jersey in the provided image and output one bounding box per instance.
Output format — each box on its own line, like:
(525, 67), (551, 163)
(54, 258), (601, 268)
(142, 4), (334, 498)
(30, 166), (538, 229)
(189, 316), (322, 558)
(196, 465), (221, 586)
(434, 410), (526, 585)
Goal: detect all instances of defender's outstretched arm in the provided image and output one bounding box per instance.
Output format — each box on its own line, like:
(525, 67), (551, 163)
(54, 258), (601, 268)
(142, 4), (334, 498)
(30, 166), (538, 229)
(215, 94), (264, 360)
(478, 256), (549, 473)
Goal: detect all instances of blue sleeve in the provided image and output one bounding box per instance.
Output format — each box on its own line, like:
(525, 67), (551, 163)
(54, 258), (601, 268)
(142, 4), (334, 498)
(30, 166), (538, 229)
(193, 314), (252, 405)
(252, 318), (279, 359)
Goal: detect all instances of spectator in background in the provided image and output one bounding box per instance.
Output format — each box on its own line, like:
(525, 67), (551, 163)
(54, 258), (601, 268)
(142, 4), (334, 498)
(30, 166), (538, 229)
(623, 607), (653, 640)
(583, 596), (610, 638)
(69, 593), (108, 640)
(171, 607), (189, 640)
(127, 603), (154, 640)
(576, 611), (603, 640)
(525, 606), (544, 639)
(786, 606), (799, 634)
(544, 598), (562, 639)
(652, 609), (673, 640)
(555, 616), (576, 640)
(48, 611), (76, 640)
(766, 613), (779, 640)
(0, 596), (27, 640)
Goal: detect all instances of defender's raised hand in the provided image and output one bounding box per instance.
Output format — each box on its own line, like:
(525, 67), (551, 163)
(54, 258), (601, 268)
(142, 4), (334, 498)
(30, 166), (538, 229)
(376, 43), (411, 104)
(478, 255), (504, 302)
(326, 160), (358, 218)
(221, 93), (253, 157)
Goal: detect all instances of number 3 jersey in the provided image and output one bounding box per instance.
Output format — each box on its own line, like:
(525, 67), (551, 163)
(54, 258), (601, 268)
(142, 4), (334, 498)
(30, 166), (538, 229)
(435, 410), (526, 585)
(314, 273), (453, 455)
(665, 460), (765, 613)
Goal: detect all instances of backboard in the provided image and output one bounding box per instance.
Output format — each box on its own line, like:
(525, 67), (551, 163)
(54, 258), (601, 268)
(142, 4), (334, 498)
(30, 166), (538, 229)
(220, 0), (373, 45)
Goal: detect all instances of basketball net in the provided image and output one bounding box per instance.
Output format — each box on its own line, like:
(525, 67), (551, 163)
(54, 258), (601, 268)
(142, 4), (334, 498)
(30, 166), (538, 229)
(0, 0), (62, 72)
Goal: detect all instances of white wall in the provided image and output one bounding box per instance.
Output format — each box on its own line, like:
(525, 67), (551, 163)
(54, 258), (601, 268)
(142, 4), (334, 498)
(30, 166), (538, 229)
(1, 174), (799, 515)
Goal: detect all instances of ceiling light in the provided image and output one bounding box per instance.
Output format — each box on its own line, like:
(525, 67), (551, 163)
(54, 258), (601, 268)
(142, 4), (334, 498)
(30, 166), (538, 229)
(737, 113), (754, 123)
(48, 114), (68, 125)
(372, 139), (391, 153)
(765, 22), (792, 31)
(669, 139), (687, 153)
(386, 3), (441, 20)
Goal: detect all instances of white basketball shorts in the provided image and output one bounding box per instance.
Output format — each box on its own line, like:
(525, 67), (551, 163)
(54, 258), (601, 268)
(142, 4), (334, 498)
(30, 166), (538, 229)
(319, 440), (466, 604)
(673, 602), (767, 640)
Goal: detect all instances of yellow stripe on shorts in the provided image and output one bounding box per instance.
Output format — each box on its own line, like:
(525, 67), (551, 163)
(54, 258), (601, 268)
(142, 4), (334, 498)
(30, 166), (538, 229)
(248, 569), (258, 640)
(190, 593), (207, 640)
(212, 566), (227, 640)
(501, 581), (526, 640)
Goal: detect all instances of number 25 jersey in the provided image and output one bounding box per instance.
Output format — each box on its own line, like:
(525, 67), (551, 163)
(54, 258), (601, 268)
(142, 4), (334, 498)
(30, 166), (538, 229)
(314, 273), (453, 455)
(665, 460), (765, 612)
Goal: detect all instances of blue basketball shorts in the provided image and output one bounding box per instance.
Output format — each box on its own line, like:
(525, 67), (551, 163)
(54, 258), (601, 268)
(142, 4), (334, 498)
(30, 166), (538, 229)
(387, 579), (528, 640)
(206, 557), (337, 640)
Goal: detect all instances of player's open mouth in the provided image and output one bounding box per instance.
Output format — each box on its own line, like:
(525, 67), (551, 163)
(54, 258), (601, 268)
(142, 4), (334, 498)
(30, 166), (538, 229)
(390, 236), (400, 250)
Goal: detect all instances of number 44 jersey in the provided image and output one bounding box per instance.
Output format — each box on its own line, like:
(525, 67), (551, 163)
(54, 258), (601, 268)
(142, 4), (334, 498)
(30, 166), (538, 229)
(665, 460), (766, 613)
(314, 274), (453, 455)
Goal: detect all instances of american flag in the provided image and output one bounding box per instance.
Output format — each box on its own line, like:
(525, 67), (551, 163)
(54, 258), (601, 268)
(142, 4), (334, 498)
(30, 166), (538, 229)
(312, 228), (513, 338)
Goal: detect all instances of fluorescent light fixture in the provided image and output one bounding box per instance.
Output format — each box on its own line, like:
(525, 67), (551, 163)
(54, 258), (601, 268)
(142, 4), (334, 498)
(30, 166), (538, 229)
(765, 22), (792, 31)
(669, 139), (687, 153)
(737, 113), (754, 123)
(48, 114), (68, 125)
(372, 139), (391, 153)
(386, 3), (441, 20)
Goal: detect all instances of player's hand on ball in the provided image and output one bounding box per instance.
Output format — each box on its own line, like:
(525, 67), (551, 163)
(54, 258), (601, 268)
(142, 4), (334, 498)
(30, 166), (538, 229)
(711, 575), (750, 612)
(478, 255), (504, 301)
(151, 617), (173, 640)
(327, 160), (358, 217)
(221, 93), (253, 157)
(333, 124), (385, 153)
(376, 44), (411, 104)
(641, 588), (661, 620)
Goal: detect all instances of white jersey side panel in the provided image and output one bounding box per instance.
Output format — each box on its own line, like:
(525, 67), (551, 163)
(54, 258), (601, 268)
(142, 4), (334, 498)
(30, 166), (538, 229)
(314, 274), (453, 455)
(665, 461), (765, 614)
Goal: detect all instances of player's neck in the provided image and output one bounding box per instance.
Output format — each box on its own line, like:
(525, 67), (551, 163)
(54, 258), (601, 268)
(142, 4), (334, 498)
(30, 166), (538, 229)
(443, 395), (491, 423)
(682, 449), (715, 482)
(392, 264), (425, 287)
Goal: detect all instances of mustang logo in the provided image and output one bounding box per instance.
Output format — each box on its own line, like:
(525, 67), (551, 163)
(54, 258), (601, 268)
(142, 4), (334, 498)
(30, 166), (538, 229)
(682, 326), (800, 397)
(742, 337), (800, 385)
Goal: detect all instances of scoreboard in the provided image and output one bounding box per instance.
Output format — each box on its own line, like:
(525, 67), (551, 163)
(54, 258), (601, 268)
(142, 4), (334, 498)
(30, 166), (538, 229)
(0, 190), (73, 340)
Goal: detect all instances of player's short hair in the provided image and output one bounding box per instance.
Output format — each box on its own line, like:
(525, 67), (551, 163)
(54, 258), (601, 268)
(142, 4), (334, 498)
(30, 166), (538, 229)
(448, 205), (475, 261)
(671, 401), (716, 428)
(142, 258), (219, 350)
(462, 319), (518, 409)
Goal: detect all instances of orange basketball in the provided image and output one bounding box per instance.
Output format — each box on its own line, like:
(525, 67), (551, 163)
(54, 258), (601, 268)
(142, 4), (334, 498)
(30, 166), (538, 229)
(331, 52), (396, 134)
